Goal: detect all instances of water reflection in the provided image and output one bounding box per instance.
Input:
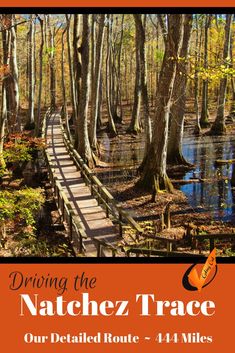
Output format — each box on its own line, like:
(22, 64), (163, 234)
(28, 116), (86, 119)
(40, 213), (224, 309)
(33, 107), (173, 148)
(97, 132), (235, 222)
(182, 135), (235, 222)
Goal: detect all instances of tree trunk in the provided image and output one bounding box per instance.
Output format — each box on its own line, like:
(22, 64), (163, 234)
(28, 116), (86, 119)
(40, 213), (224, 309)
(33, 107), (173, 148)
(49, 20), (56, 111)
(76, 15), (93, 167)
(167, 15), (193, 166)
(194, 15), (201, 135)
(64, 15), (76, 126)
(61, 28), (72, 142)
(72, 14), (82, 120)
(200, 15), (211, 128)
(128, 17), (141, 134)
(134, 14), (152, 167)
(137, 15), (184, 198)
(10, 15), (20, 132)
(0, 14), (11, 167)
(230, 78), (235, 117)
(89, 14), (105, 151)
(27, 15), (35, 127)
(113, 14), (124, 122)
(35, 16), (44, 136)
(210, 14), (233, 135)
(105, 15), (117, 136)
(229, 30), (235, 117)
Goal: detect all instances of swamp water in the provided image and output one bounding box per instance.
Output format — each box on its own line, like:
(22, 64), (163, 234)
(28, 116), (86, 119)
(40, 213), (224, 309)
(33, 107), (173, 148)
(97, 132), (235, 223)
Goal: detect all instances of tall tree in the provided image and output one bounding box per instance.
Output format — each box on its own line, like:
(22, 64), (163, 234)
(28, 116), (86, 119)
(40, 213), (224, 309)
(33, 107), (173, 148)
(137, 15), (184, 199)
(200, 15), (211, 128)
(48, 16), (56, 111)
(128, 15), (141, 134)
(76, 14), (93, 167)
(35, 15), (44, 136)
(89, 14), (105, 152)
(9, 15), (20, 132)
(27, 15), (35, 127)
(0, 14), (11, 168)
(61, 26), (72, 142)
(64, 15), (76, 125)
(194, 14), (202, 134)
(167, 15), (193, 165)
(105, 14), (117, 136)
(229, 30), (235, 117)
(133, 14), (152, 160)
(210, 14), (233, 134)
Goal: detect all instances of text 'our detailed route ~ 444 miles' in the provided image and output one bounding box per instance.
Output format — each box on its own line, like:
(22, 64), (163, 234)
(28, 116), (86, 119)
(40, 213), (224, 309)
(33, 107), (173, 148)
(23, 332), (213, 344)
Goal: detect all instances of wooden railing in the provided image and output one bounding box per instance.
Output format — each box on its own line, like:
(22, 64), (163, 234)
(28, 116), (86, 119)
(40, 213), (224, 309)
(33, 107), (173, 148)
(60, 117), (143, 241)
(121, 247), (204, 257)
(191, 233), (235, 252)
(42, 110), (88, 255)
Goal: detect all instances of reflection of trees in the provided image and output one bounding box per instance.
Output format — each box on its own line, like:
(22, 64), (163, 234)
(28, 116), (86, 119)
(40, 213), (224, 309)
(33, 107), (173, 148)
(199, 140), (207, 205)
(213, 138), (235, 219)
(191, 138), (199, 206)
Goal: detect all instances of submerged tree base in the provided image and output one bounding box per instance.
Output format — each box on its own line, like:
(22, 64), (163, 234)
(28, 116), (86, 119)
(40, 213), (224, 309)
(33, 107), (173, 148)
(126, 126), (142, 135)
(210, 121), (226, 135)
(167, 151), (194, 168)
(200, 120), (210, 128)
(193, 124), (201, 136)
(137, 172), (174, 202)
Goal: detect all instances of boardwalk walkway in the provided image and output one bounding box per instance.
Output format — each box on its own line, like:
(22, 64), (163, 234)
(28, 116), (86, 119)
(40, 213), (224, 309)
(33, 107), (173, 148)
(46, 113), (119, 256)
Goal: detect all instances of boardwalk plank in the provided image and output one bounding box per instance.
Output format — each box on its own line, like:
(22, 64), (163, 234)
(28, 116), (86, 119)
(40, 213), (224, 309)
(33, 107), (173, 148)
(46, 113), (119, 256)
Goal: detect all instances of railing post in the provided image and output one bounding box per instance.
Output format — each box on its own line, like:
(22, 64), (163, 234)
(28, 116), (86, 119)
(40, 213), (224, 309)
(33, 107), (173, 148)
(167, 241), (172, 253)
(210, 238), (215, 252)
(79, 233), (83, 254)
(97, 243), (101, 257)
(106, 203), (109, 218)
(57, 188), (60, 211)
(119, 211), (123, 237)
(53, 180), (57, 199)
(61, 198), (65, 221)
(69, 212), (73, 240)
(97, 185), (100, 205)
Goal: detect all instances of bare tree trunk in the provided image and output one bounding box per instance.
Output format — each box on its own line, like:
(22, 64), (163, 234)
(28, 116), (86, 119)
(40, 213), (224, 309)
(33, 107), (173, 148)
(65, 15), (76, 122)
(61, 29), (67, 118)
(200, 15), (211, 128)
(230, 78), (235, 117)
(61, 28), (71, 142)
(137, 15), (184, 199)
(210, 14), (233, 135)
(27, 15), (35, 127)
(0, 14), (11, 167)
(113, 14), (124, 122)
(48, 19), (56, 111)
(72, 14), (82, 121)
(105, 15), (117, 136)
(194, 15), (201, 135)
(89, 14), (105, 151)
(35, 16), (44, 136)
(128, 17), (141, 134)
(10, 15), (20, 132)
(134, 14), (152, 168)
(76, 15), (93, 167)
(167, 15), (193, 166)
(229, 29), (235, 117)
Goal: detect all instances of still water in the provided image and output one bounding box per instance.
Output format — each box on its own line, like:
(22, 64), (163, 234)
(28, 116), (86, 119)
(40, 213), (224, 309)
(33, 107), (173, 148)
(182, 135), (235, 222)
(97, 132), (235, 222)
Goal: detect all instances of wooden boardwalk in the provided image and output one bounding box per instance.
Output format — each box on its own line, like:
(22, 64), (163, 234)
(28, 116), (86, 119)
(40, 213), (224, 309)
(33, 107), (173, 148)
(46, 113), (119, 256)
